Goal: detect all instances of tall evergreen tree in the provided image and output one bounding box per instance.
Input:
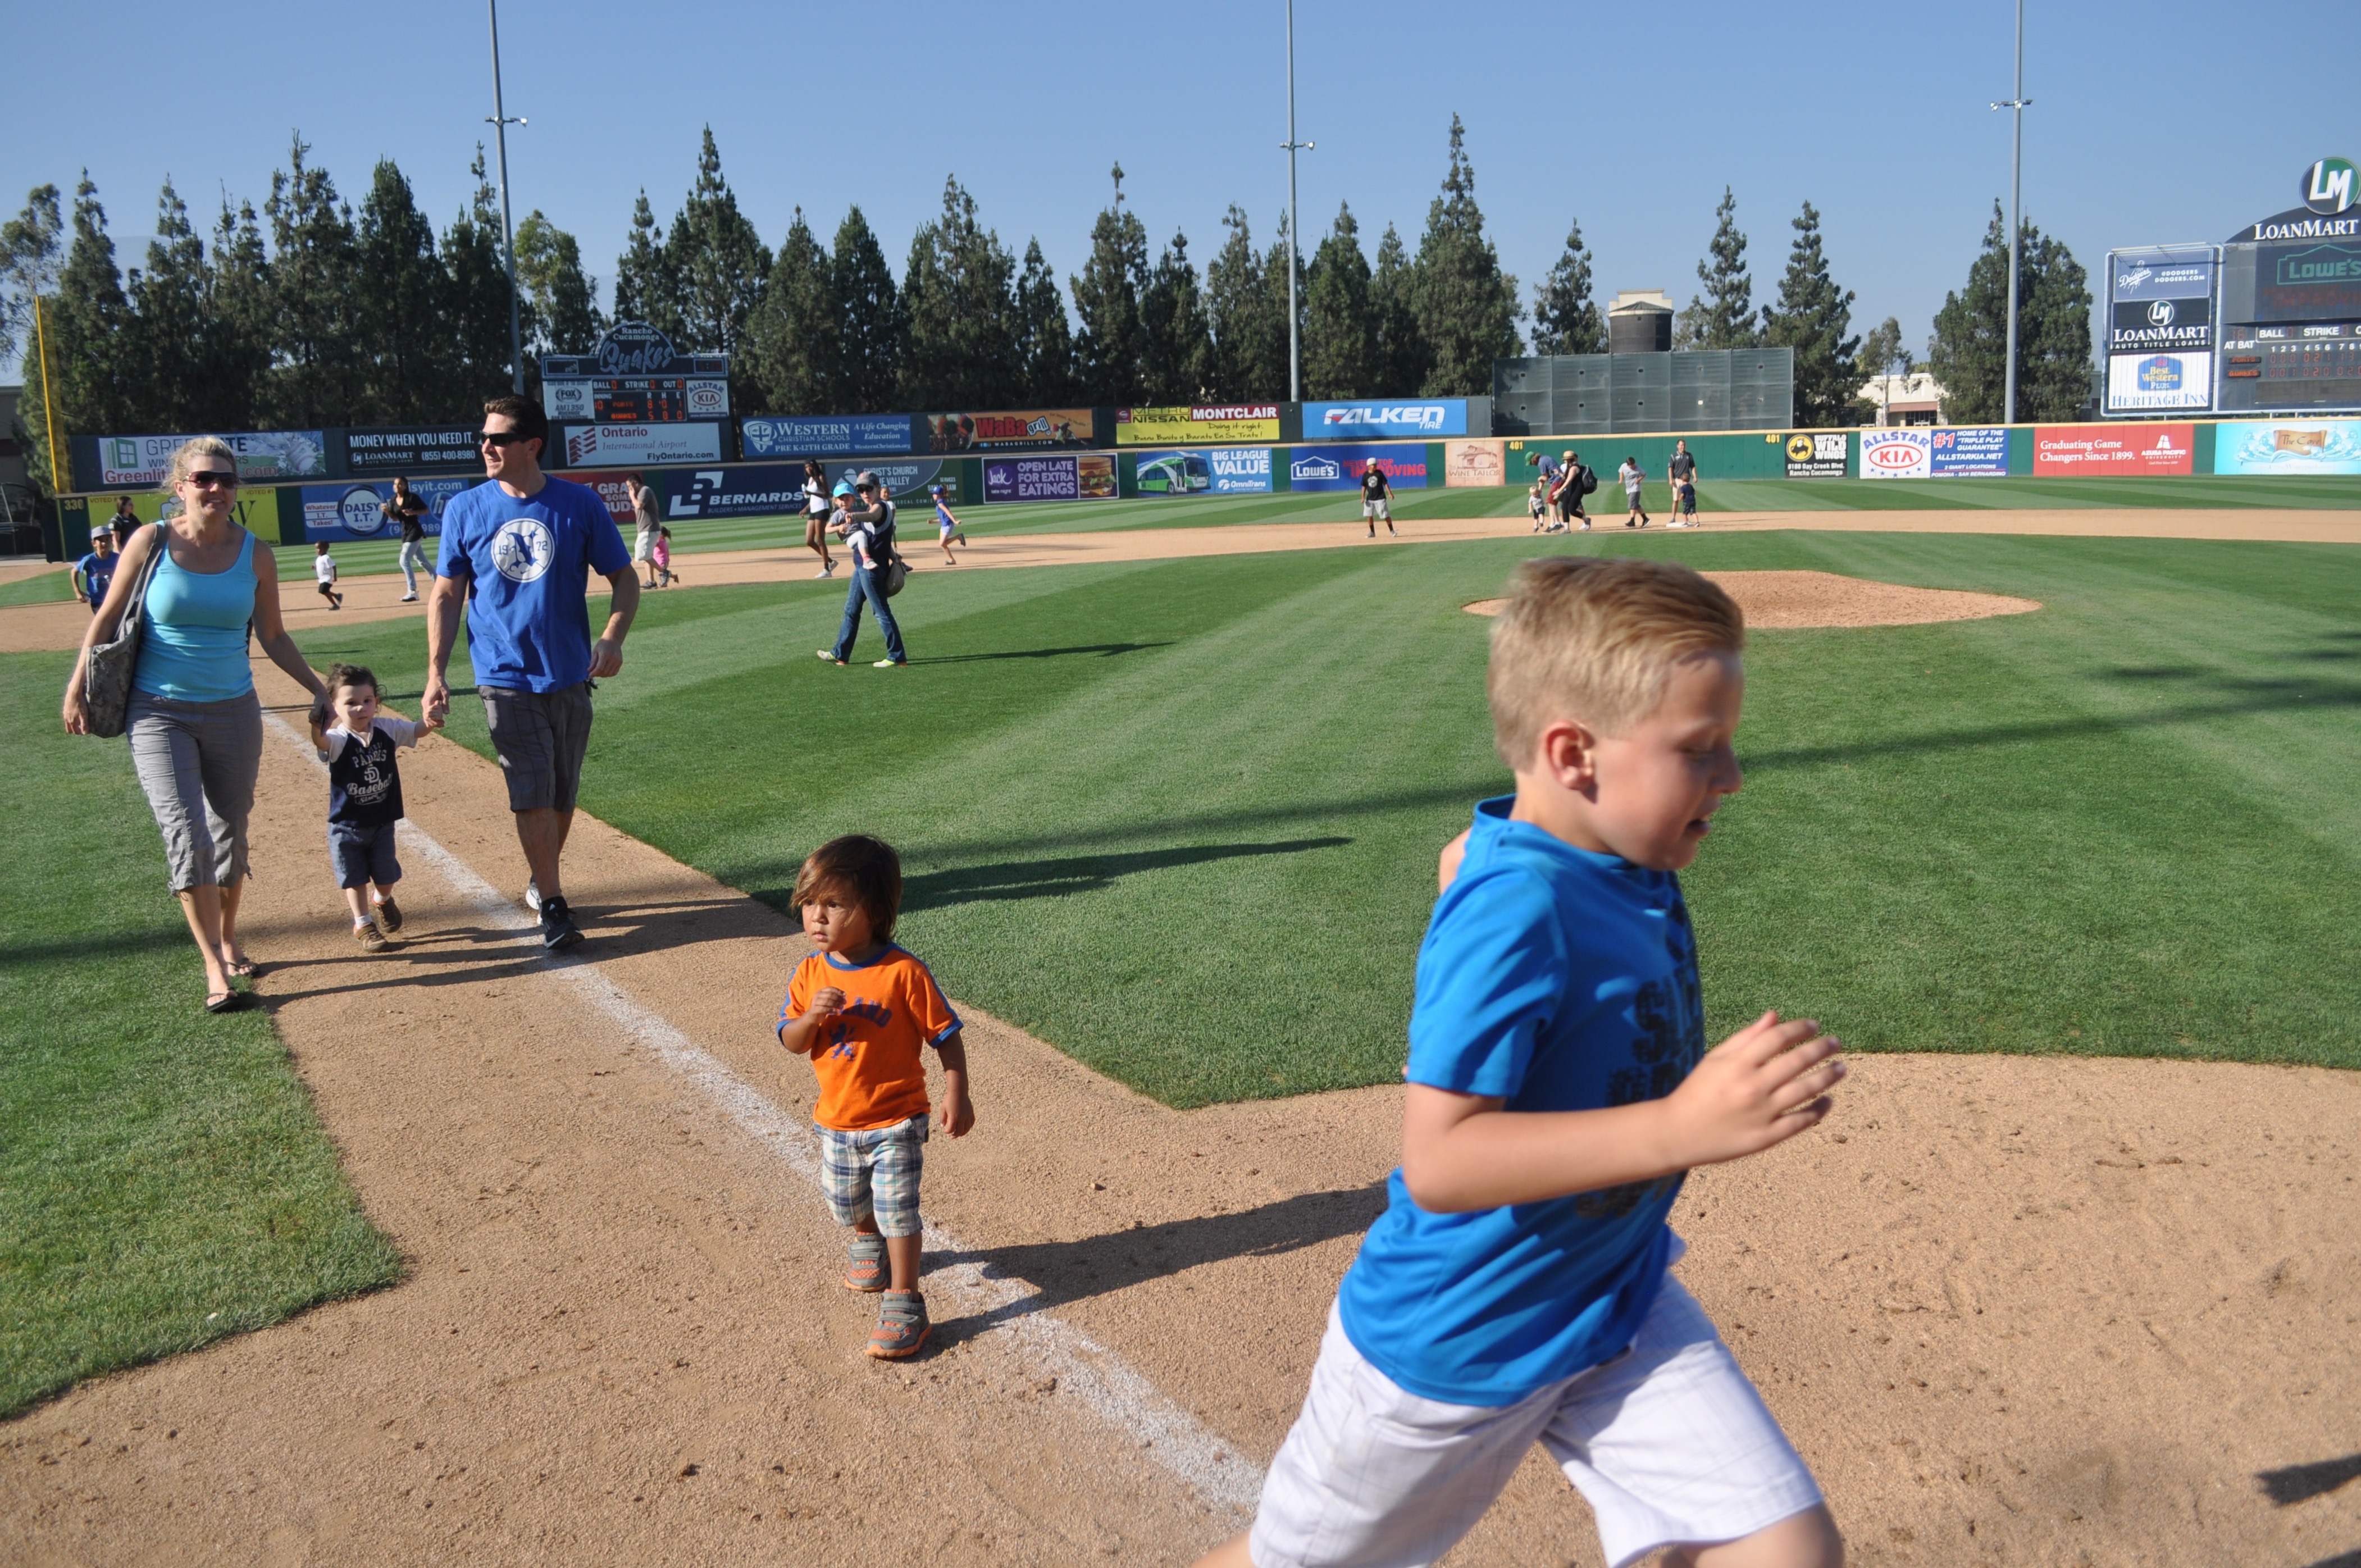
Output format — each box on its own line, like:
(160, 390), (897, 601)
(262, 135), (365, 425)
(1927, 200), (2092, 423)
(1302, 203), (1373, 399)
(204, 195), (274, 435)
(1408, 114), (1520, 395)
(1759, 200), (1859, 426)
(514, 210), (602, 357)
(1139, 229), (1214, 403)
(663, 128), (769, 356)
(441, 148), (518, 403)
(898, 176), (1019, 409)
(49, 175), (136, 447)
(1205, 206), (1286, 402)
(2, 185), (65, 489)
(744, 207), (837, 414)
(1070, 202), (1150, 405)
(1013, 238), (1075, 405)
(831, 206), (904, 412)
(354, 159), (449, 422)
(1529, 215), (1605, 355)
(124, 179), (216, 434)
(1676, 186), (1757, 349)
(611, 190), (675, 331)
(1369, 221), (1429, 397)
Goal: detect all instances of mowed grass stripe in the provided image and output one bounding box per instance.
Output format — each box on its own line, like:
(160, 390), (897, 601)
(0, 651), (402, 1417)
(294, 531), (2361, 1104)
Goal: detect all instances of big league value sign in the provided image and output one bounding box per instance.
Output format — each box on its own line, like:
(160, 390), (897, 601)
(1114, 405), (1281, 445)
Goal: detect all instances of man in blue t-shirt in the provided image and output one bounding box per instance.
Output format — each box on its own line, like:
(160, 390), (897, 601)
(74, 525), (121, 613)
(423, 394), (638, 952)
(1204, 557), (1846, 1568)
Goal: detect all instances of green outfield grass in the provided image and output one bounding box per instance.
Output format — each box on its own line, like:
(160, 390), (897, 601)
(292, 529), (2361, 1106)
(290, 471), (2361, 578)
(0, 564), (78, 607)
(0, 654), (403, 1417)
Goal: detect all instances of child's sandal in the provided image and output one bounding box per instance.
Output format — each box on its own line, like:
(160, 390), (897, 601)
(865, 1291), (929, 1360)
(844, 1233), (887, 1292)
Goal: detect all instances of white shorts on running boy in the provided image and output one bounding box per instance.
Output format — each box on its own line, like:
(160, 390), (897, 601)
(1248, 1254), (1822, 1568)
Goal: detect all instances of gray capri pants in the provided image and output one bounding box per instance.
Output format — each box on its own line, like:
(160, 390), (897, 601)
(127, 689), (264, 892)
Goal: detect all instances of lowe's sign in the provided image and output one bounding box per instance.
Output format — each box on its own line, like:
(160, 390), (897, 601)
(1303, 399), (1470, 438)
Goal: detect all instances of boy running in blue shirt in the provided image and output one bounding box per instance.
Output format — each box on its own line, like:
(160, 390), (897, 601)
(928, 484), (968, 564)
(1203, 556), (1845, 1568)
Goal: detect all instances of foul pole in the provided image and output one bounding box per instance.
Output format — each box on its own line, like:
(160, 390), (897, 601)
(1280, 0), (1315, 402)
(486, 0), (527, 395)
(1992, 0), (2031, 424)
(33, 294), (62, 496)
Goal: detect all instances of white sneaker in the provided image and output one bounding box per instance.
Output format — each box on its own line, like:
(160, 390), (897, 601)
(815, 564), (833, 578)
(873, 658), (905, 669)
(399, 593), (418, 603)
(523, 878), (541, 913)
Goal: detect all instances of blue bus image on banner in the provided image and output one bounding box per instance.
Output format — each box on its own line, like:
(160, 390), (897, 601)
(1303, 399), (1469, 439)
(1136, 448), (1271, 494)
(1288, 445), (1430, 491)
(299, 478), (469, 541)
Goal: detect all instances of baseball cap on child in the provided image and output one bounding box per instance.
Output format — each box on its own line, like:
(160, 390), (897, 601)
(832, 481), (854, 498)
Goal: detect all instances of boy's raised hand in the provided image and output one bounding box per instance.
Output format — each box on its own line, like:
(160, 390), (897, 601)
(810, 986), (846, 1019)
(1661, 1011), (1844, 1168)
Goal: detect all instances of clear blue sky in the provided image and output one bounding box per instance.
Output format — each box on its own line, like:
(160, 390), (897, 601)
(4, 0), (2351, 381)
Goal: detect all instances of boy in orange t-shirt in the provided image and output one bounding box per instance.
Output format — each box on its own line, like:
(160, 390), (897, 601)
(778, 834), (974, 1359)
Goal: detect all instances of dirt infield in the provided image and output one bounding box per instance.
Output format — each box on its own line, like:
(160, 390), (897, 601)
(1463, 571), (2044, 630)
(2, 504), (2350, 657)
(5, 650), (2357, 1567)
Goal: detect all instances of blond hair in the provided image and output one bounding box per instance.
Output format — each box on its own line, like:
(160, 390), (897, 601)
(1487, 557), (1744, 765)
(164, 436), (235, 490)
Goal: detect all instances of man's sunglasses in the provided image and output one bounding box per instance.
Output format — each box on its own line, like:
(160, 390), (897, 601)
(186, 470), (240, 489)
(477, 430), (536, 448)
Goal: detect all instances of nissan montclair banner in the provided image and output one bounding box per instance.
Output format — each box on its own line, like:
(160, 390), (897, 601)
(1302, 399), (1470, 439)
(1115, 405), (1282, 445)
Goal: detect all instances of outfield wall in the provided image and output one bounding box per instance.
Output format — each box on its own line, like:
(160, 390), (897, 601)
(47, 416), (2361, 558)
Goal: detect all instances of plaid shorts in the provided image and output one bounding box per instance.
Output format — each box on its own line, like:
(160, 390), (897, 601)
(816, 1115), (928, 1237)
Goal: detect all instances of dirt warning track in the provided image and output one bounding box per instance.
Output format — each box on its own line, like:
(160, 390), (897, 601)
(5, 673), (2359, 1564)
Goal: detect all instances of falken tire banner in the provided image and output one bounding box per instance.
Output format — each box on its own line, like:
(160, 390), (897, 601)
(1302, 400), (1470, 439)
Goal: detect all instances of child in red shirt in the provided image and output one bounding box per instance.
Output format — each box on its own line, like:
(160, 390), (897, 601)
(778, 834), (974, 1359)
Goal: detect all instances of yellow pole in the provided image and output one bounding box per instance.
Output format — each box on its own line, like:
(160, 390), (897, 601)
(32, 293), (64, 497)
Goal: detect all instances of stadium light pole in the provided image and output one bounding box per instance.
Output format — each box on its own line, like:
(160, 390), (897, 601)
(1280, 0), (1315, 403)
(485, 0), (528, 396)
(1990, 0), (2031, 425)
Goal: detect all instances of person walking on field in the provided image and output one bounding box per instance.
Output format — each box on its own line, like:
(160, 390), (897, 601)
(1360, 458), (1397, 539)
(74, 524), (119, 612)
(627, 473), (662, 589)
(818, 475), (907, 668)
(928, 484), (968, 564)
(1552, 450), (1596, 532)
(312, 541), (344, 609)
(1617, 455), (1651, 527)
(384, 476), (430, 601)
(61, 437), (335, 1013)
(802, 459), (837, 578)
(423, 395), (640, 953)
(1666, 439), (1699, 528)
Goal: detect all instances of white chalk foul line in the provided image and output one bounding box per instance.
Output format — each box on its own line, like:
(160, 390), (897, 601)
(265, 713), (1265, 1516)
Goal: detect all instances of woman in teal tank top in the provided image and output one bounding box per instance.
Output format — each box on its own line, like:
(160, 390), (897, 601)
(64, 437), (332, 1013)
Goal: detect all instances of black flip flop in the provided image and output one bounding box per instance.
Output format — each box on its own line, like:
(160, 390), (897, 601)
(204, 990), (247, 1014)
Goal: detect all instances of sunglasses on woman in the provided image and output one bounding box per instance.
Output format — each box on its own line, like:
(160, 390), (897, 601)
(186, 470), (240, 489)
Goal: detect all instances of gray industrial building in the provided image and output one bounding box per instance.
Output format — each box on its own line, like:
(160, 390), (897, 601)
(1493, 290), (1795, 437)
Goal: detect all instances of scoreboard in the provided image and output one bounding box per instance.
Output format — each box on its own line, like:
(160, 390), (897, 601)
(2218, 321), (2361, 412)
(540, 321), (730, 425)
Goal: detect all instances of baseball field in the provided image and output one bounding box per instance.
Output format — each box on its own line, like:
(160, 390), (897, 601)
(4, 482), (2359, 1564)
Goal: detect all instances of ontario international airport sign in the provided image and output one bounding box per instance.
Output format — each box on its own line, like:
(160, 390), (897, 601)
(540, 321), (730, 424)
(559, 422), (726, 467)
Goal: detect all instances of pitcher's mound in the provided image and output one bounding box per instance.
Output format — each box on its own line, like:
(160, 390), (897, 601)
(1463, 569), (2041, 629)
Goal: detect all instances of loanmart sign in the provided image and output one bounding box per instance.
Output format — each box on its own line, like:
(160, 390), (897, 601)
(1303, 399), (1470, 438)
